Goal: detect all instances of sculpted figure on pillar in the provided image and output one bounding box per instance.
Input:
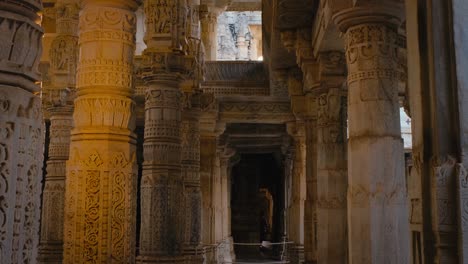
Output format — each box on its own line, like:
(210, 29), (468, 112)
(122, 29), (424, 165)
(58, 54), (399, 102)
(39, 2), (79, 261)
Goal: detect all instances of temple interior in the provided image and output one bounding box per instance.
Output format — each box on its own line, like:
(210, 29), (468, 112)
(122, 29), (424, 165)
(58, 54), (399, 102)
(0, 0), (467, 263)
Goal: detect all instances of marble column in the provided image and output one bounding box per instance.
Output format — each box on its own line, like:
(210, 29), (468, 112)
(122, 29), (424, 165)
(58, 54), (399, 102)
(405, 0), (468, 262)
(303, 118), (317, 264)
(182, 100), (204, 264)
(287, 29), (318, 264)
(200, 133), (220, 263)
(333, 4), (410, 263)
(0, 0), (44, 262)
(138, 72), (184, 264)
(218, 147), (236, 263)
(62, 0), (139, 262)
(286, 123), (306, 264)
(38, 107), (73, 263)
(137, 0), (188, 262)
(38, 1), (79, 262)
(315, 52), (347, 264)
(200, 7), (218, 61)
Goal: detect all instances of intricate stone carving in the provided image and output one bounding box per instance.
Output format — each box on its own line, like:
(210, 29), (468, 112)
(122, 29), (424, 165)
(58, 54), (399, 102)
(38, 109), (73, 264)
(0, 3), (43, 92)
(199, 6), (218, 60)
(430, 155), (458, 262)
(62, 1), (139, 262)
(181, 101), (203, 264)
(0, 1), (43, 263)
(334, 6), (409, 263)
(138, 1), (204, 263)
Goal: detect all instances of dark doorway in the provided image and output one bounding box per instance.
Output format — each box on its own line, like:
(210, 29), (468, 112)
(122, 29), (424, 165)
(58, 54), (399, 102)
(231, 153), (284, 259)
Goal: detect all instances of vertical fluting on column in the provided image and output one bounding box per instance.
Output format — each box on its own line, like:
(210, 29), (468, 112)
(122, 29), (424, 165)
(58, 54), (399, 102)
(0, 0), (44, 262)
(315, 52), (347, 264)
(333, 5), (409, 263)
(181, 100), (203, 264)
(137, 0), (190, 262)
(38, 1), (79, 262)
(62, 0), (140, 262)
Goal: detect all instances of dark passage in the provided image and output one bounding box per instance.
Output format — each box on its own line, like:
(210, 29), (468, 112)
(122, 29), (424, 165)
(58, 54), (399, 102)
(231, 153), (285, 260)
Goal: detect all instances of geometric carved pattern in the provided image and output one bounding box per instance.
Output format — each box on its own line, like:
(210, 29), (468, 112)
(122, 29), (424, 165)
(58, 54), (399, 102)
(62, 1), (139, 263)
(0, 1), (44, 263)
(0, 89), (43, 263)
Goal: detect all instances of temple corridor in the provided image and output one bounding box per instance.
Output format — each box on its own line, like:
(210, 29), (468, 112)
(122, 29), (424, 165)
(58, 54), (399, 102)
(1, 0), (468, 263)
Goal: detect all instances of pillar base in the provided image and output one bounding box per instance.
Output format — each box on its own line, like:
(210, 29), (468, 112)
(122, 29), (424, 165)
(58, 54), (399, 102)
(184, 246), (205, 264)
(37, 243), (63, 264)
(216, 237), (236, 264)
(287, 244), (304, 264)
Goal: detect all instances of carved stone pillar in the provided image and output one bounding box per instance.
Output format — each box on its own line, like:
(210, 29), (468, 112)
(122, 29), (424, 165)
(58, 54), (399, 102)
(62, 0), (139, 262)
(286, 122), (306, 264)
(138, 74), (184, 264)
(200, 7), (218, 61)
(315, 52), (347, 264)
(218, 147), (236, 264)
(0, 0), (44, 262)
(38, 107), (73, 263)
(405, 1), (468, 263)
(303, 117), (317, 264)
(181, 97), (203, 264)
(38, 1), (79, 262)
(334, 4), (410, 263)
(284, 29), (318, 264)
(137, 0), (190, 262)
(200, 133), (219, 263)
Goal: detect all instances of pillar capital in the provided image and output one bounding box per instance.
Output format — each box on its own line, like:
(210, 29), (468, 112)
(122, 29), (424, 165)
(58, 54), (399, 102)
(286, 121), (306, 139)
(332, 2), (404, 33)
(218, 146), (236, 161)
(336, 2), (410, 263)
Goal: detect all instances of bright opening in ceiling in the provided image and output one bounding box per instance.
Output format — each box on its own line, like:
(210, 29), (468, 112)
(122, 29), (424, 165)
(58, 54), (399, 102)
(217, 11), (263, 61)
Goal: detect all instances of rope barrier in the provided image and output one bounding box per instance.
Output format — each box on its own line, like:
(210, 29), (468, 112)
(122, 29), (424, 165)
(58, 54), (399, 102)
(232, 241), (294, 246)
(223, 261), (289, 264)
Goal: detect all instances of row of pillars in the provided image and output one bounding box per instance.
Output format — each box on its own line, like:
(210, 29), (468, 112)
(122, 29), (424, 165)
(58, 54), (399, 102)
(36, 0), (215, 263)
(283, 2), (410, 264)
(3, 0), (468, 264)
(0, 0), (409, 263)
